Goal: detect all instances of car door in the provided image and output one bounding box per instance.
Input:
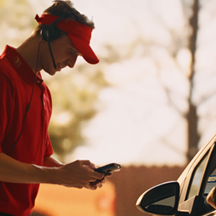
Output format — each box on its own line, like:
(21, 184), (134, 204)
(177, 142), (216, 216)
(203, 210), (216, 216)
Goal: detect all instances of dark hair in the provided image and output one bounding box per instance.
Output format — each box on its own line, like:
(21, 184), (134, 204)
(34, 0), (95, 37)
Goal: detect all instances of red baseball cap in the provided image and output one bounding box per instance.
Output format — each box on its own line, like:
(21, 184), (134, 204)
(35, 14), (99, 64)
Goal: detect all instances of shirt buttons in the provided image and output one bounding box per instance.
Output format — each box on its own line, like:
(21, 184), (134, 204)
(14, 56), (19, 63)
(13, 56), (22, 67)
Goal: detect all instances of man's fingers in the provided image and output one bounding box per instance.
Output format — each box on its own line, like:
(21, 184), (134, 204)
(81, 160), (96, 169)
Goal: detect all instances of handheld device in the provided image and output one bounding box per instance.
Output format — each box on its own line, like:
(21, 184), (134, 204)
(94, 163), (121, 176)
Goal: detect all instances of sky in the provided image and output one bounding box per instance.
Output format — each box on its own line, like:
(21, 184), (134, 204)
(62, 0), (189, 166)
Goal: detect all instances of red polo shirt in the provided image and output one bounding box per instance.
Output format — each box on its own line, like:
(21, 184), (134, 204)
(0, 45), (53, 216)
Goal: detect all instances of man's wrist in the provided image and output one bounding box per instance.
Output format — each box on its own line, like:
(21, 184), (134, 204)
(30, 164), (60, 184)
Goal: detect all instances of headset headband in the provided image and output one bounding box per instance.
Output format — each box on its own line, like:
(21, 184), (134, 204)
(35, 14), (99, 64)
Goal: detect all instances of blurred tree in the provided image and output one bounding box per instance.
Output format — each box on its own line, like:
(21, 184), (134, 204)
(144, 0), (201, 163)
(0, 0), (36, 51)
(186, 0), (200, 161)
(144, 0), (206, 163)
(142, 0), (202, 163)
(96, 0), (206, 164)
(152, 0), (202, 163)
(46, 65), (109, 162)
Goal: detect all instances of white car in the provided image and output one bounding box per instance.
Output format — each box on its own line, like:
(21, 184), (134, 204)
(136, 134), (216, 216)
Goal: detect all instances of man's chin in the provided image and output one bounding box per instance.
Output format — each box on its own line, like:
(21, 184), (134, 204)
(51, 71), (57, 76)
(44, 68), (57, 76)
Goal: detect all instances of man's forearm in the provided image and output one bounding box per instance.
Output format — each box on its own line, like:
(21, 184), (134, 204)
(0, 153), (55, 184)
(0, 153), (105, 189)
(43, 155), (64, 167)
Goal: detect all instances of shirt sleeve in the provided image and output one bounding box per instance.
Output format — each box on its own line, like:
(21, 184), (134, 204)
(43, 84), (53, 158)
(44, 135), (53, 158)
(0, 71), (14, 153)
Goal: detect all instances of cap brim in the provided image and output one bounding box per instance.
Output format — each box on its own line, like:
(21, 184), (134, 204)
(68, 34), (99, 64)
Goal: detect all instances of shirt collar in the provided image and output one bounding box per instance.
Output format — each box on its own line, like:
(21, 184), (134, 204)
(2, 45), (43, 84)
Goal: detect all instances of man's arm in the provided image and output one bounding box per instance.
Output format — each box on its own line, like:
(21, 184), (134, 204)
(43, 156), (64, 167)
(0, 153), (104, 189)
(0, 153), (46, 184)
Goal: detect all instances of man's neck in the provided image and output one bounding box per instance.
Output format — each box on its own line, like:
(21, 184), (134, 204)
(16, 35), (42, 74)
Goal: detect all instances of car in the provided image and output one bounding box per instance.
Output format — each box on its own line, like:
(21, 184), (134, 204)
(136, 134), (216, 216)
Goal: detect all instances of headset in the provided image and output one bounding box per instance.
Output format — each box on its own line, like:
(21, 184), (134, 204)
(40, 13), (71, 69)
(10, 13), (72, 155)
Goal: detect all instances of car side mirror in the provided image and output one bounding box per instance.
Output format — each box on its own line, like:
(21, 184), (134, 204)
(136, 181), (180, 215)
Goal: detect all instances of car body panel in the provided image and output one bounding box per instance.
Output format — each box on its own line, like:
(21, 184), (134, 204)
(136, 133), (216, 216)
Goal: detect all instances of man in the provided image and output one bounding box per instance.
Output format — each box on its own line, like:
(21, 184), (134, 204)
(0, 1), (106, 215)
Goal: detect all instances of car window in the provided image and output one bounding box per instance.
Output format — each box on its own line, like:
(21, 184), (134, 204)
(187, 153), (208, 200)
(178, 144), (216, 216)
(204, 147), (216, 196)
(205, 169), (216, 195)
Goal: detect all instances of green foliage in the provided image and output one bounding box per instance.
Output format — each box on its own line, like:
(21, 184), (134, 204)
(0, 0), (37, 51)
(45, 65), (109, 162)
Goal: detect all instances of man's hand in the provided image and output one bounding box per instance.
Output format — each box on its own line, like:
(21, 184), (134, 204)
(0, 153), (106, 190)
(54, 160), (105, 189)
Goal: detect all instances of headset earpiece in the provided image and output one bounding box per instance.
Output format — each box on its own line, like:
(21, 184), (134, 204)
(40, 13), (72, 69)
(40, 13), (69, 42)
(41, 25), (60, 42)
(11, 13), (71, 154)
